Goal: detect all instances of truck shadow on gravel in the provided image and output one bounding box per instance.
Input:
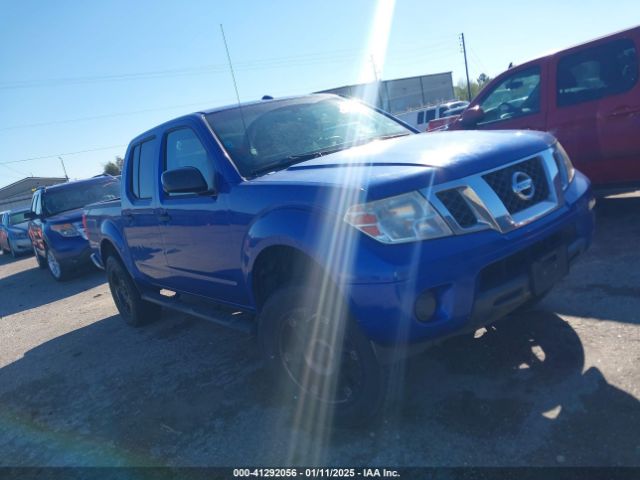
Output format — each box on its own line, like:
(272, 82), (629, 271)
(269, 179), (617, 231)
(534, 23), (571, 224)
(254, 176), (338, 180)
(0, 257), (105, 318)
(0, 308), (638, 466)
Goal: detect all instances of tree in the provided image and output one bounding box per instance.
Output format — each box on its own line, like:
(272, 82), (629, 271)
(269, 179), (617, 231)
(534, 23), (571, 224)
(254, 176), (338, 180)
(453, 73), (492, 101)
(477, 73), (491, 88)
(103, 156), (124, 176)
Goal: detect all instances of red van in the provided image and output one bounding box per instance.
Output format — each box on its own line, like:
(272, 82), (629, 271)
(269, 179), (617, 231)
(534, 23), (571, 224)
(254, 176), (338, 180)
(449, 26), (640, 192)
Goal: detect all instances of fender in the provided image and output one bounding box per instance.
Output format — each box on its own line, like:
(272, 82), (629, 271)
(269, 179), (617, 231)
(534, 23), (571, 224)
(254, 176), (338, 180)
(98, 218), (135, 274)
(242, 206), (340, 291)
(242, 203), (400, 295)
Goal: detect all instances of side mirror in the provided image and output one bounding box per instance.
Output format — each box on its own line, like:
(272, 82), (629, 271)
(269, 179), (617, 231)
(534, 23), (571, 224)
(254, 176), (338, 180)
(162, 167), (211, 195)
(459, 106), (485, 127)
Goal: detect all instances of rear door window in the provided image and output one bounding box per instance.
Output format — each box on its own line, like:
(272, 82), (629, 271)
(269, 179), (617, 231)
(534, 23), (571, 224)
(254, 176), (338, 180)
(130, 140), (155, 200)
(557, 38), (638, 107)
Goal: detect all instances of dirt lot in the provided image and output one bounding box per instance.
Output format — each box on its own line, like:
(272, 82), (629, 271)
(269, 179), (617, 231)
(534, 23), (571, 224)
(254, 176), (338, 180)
(0, 196), (639, 467)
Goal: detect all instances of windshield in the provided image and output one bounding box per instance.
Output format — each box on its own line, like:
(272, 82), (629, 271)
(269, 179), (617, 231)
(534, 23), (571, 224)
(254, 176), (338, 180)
(9, 211), (29, 226)
(42, 179), (120, 217)
(205, 96), (412, 177)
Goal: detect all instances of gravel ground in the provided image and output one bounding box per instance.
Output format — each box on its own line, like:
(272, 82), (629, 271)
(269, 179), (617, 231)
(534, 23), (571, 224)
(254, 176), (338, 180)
(0, 195), (638, 467)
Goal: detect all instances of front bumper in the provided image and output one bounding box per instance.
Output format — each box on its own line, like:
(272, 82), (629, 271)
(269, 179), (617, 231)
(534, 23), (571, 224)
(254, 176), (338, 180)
(347, 173), (595, 346)
(47, 235), (93, 269)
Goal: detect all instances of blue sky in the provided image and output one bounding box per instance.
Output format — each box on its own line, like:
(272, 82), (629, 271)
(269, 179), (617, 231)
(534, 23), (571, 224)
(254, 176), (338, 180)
(0, 0), (637, 188)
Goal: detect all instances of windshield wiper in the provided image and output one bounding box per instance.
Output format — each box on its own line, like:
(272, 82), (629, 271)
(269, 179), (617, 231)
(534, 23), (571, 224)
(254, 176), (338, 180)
(377, 133), (411, 140)
(287, 145), (349, 161)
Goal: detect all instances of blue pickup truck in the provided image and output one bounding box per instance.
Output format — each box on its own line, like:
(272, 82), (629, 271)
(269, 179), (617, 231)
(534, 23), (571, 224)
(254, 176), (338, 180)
(84, 94), (595, 422)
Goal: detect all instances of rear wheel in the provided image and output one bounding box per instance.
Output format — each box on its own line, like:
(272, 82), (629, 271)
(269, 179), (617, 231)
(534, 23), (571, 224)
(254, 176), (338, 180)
(106, 255), (161, 327)
(259, 284), (385, 426)
(34, 245), (47, 269)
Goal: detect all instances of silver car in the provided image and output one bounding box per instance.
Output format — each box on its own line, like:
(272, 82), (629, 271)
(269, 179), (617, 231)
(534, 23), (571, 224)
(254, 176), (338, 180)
(0, 208), (32, 258)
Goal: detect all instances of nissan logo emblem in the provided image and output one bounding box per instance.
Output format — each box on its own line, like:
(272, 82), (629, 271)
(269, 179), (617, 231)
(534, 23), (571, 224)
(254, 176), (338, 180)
(512, 171), (535, 201)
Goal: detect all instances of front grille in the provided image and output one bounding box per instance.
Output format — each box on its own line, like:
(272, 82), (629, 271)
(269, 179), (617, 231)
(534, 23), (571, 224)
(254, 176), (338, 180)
(436, 189), (477, 228)
(483, 157), (549, 214)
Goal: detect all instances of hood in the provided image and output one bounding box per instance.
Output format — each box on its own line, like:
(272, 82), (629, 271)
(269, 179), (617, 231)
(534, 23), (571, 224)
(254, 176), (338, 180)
(251, 130), (556, 199)
(46, 207), (84, 224)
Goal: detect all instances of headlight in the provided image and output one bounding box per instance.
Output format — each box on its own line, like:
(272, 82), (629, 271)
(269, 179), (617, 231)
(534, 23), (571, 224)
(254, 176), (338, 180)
(553, 142), (575, 189)
(51, 223), (81, 237)
(344, 191), (452, 244)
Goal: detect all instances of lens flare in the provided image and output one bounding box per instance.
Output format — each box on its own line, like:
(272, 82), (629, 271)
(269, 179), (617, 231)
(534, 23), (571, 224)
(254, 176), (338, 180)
(266, 0), (442, 465)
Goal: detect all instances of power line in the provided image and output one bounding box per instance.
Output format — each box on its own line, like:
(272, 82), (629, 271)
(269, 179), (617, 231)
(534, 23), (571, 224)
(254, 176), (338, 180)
(0, 41), (458, 90)
(0, 50), (462, 132)
(468, 46), (489, 75)
(0, 163), (30, 178)
(0, 99), (227, 132)
(0, 39), (463, 167)
(0, 144), (126, 166)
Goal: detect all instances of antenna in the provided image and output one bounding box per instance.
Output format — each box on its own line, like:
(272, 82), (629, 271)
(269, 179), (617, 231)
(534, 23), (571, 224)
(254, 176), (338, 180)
(58, 156), (69, 180)
(220, 24), (248, 135)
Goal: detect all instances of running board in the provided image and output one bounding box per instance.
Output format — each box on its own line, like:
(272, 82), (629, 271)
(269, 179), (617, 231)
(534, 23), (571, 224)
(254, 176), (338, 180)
(140, 290), (255, 334)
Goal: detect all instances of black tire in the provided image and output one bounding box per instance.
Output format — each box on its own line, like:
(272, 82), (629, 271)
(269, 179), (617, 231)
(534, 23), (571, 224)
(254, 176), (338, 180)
(34, 245), (47, 269)
(258, 284), (385, 426)
(45, 247), (69, 281)
(8, 240), (18, 258)
(106, 255), (161, 327)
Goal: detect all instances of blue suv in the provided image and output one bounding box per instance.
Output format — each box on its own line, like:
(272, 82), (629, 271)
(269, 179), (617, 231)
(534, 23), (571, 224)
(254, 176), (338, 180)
(28, 175), (120, 280)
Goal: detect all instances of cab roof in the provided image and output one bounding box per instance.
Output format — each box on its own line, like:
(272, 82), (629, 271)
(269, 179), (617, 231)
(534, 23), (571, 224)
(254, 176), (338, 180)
(39, 175), (118, 194)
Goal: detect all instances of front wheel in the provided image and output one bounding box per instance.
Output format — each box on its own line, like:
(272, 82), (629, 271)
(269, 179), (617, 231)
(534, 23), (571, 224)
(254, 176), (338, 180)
(9, 240), (19, 258)
(106, 256), (161, 327)
(46, 248), (69, 281)
(259, 285), (385, 426)
(34, 245), (47, 269)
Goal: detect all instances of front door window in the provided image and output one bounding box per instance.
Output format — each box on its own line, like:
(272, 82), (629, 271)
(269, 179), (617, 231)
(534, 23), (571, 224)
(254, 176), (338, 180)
(478, 67), (541, 125)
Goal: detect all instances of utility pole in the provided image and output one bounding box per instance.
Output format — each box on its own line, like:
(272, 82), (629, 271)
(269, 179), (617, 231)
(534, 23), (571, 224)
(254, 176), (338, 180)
(58, 156), (69, 180)
(459, 33), (472, 101)
(369, 54), (385, 110)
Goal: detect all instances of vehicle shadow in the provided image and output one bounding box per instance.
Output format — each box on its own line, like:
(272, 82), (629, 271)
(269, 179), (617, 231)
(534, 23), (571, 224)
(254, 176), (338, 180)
(385, 310), (640, 465)
(300, 310), (639, 466)
(543, 195), (640, 325)
(0, 256), (105, 318)
(0, 308), (637, 466)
